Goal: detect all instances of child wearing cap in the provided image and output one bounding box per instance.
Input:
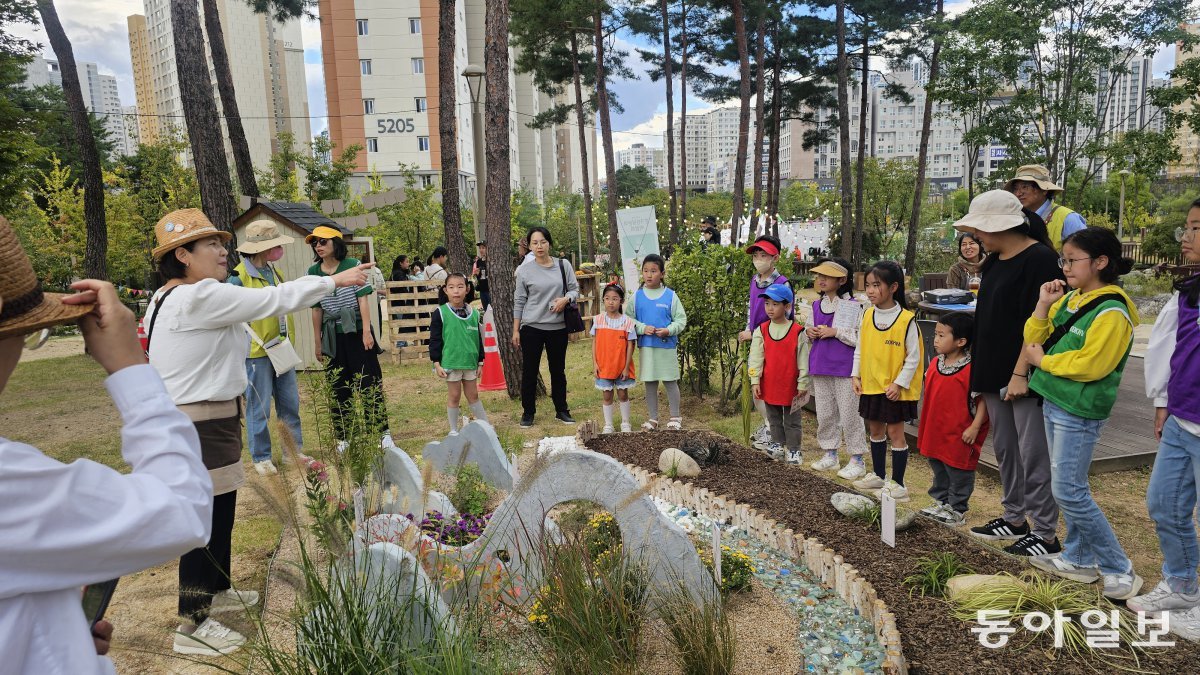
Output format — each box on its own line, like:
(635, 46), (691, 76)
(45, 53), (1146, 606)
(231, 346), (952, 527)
(739, 235), (791, 451)
(748, 283), (811, 464)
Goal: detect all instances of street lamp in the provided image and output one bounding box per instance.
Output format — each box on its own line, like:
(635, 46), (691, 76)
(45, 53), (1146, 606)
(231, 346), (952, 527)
(1118, 168), (1131, 241)
(462, 64), (486, 244)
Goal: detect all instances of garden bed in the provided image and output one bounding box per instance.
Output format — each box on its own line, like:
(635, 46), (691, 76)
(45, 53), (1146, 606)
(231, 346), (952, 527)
(587, 430), (1200, 674)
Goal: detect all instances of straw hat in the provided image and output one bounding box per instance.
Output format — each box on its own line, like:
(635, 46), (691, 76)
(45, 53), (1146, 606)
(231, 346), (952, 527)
(953, 190), (1027, 234)
(304, 225), (344, 245)
(0, 216), (94, 340)
(236, 219), (294, 255)
(1004, 165), (1063, 194)
(151, 208), (233, 261)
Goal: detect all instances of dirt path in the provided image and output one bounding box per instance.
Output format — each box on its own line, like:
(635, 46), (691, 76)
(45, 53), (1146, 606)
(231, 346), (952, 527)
(20, 335), (85, 362)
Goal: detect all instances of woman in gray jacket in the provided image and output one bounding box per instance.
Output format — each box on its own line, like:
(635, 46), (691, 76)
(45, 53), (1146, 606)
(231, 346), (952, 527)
(511, 227), (579, 427)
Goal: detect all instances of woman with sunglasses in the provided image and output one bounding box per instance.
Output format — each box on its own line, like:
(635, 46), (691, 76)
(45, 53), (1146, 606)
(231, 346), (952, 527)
(307, 226), (392, 452)
(143, 210), (372, 655)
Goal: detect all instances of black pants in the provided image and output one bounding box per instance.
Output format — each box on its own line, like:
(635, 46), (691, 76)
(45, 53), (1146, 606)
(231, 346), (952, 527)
(179, 490), (236, 623)
(480, 290), (491, 310)
(520, 325), (569, 417)
(329, 330), (388, 439)
(927, 457), (976, 514)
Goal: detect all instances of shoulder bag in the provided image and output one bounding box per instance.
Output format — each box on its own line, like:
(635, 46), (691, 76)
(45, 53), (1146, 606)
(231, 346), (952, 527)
(1041, 293), (1127, 354)
(558, 258), (586, 334)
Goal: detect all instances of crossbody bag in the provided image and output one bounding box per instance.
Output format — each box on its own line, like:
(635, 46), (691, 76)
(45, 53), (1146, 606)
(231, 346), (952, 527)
(557, 258), (585, 334)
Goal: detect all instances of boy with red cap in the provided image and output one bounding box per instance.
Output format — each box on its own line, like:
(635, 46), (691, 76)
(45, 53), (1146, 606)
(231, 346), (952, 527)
(739, 235), (790, 450)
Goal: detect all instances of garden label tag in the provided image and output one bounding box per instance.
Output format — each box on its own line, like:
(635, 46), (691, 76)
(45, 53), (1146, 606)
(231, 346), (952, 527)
(881, 492), (896, 548)
(353, 488), (365, 536)
(711, 523), (722, 587)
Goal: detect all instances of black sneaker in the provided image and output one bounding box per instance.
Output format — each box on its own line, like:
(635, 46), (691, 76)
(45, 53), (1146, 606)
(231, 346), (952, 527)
(555, 411), (576, 424)
(1003, 533), (1062, 557)
(520, 414), (534, 428)
(970, 517), (1030, 541)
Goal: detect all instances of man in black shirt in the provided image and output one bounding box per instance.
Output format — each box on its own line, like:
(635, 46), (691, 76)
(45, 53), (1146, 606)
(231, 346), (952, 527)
(473, 242), (490, 309)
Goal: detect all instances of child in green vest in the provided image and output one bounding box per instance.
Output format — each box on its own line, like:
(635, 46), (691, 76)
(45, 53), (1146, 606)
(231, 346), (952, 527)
(1022, 227), (1141, 599)
(430, 273), (487, 434)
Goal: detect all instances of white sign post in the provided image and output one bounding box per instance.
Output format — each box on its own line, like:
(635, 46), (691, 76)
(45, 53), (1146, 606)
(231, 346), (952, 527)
(615, 205), (660, 288)
(881, 492), (897, 548)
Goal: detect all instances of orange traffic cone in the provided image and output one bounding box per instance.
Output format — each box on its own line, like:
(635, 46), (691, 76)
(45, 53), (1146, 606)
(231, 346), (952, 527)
(478, 307), (507, 392)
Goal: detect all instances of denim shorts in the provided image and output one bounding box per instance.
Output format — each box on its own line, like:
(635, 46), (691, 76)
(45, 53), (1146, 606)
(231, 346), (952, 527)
(595, 375), (637, 391)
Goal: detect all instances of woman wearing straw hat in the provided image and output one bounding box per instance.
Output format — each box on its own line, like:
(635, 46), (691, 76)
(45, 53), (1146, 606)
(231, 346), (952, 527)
(1006, 164), (1087, 252)
(0, 216), (211, 673)
(228, 219), (303, 476)
(143, 209), (372, 655)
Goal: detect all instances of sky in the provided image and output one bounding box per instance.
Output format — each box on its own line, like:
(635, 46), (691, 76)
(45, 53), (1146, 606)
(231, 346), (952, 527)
(2, 0), (1178, 154)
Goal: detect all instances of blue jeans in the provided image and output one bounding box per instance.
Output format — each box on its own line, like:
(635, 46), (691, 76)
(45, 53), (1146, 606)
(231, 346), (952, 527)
(245, 357), (303, 462)
(1147, 415), (1200, 594)
(1044, 401), (1132, 575)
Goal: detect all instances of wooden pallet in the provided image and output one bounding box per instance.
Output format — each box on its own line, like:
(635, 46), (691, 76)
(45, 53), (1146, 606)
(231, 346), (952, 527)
(385, 280), (440, 365)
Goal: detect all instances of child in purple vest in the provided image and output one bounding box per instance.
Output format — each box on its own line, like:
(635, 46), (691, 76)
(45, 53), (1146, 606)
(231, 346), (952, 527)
(739, 236), (790, 451)
(1130, 198), (1200, 636)
(804, 258), (869, 479)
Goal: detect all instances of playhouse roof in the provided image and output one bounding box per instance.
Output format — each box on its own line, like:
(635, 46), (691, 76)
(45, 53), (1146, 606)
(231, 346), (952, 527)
(233, 201), (348, 235)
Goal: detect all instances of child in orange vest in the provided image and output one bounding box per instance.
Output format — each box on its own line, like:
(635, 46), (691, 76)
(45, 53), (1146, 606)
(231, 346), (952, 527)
(748, 283), (811, 463)
(592, 283), (637, 433)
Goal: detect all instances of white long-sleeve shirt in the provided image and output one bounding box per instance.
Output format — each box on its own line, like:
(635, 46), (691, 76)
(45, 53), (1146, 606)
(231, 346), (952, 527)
(1145, 291), (1200, 437)
(850, 302), (921, 389)
(145, 275), (335, 404)
(0, 365), (212, 675)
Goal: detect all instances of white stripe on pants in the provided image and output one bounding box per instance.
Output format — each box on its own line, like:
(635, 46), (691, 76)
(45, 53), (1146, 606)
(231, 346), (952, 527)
(812, 375), (868, 455)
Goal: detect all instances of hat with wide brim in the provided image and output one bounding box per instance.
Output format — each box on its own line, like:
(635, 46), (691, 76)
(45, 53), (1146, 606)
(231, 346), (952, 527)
(953, 189), (1027, 234)
(151, 208), (233, 260)
(810, 261), (849, 278)
(0, 216), (94, 339)
(304, 225), (345, 244)
(1004, 164), (1063, 194)
(237, 218), (295, 254)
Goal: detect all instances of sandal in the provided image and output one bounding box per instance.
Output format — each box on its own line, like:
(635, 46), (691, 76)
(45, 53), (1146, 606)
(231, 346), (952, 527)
(665, 417), (683, 431)
(641, 419), (659, 431)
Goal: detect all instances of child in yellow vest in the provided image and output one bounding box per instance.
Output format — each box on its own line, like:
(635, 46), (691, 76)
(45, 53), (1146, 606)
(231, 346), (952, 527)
(851, 261), (924, 502)
(592, 283), (637, 433)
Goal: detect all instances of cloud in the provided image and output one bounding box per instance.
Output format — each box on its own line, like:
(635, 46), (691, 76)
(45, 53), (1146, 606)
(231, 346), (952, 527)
(306, 60), (327, 137)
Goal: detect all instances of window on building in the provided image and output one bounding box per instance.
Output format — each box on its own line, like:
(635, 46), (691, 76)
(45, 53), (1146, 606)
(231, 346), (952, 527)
(363, 98), (374, 114)
(412, 58), (424, 74)
(415, 97), (427, 112)
(360, 59), (372, 75)
(418, 136), (430, 151)
(357, 19), (368, 35)
(421, 174), (434, 187)
(367, 137), (379, 153)
(409, 18), (421, 33)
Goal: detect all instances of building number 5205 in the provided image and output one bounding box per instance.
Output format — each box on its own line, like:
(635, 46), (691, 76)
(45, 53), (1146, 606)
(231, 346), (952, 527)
(377, 118), (415, 134)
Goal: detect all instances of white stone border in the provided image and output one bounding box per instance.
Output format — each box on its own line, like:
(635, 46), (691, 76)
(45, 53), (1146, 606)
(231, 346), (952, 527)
(579, 423), (906, 674)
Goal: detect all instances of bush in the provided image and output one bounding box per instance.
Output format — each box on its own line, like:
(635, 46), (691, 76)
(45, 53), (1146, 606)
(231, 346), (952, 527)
(700, 545), (754, 594)
(408, 511), (491, 547)
(903, 552), (974, 598)
(583, 511), (622, 566)
(450, 463), (491, 516)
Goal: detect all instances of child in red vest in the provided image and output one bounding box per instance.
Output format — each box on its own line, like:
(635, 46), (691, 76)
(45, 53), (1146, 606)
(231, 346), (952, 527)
(748, 283), (811, 464)
(918, 311), (989, 526)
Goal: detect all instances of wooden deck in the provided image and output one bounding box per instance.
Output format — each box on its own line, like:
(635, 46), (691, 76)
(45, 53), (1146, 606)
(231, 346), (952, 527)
(904, 356), (1158, 475)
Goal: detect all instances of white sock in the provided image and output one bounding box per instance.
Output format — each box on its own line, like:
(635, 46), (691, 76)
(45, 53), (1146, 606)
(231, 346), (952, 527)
(602, 404), (614, 426)
(468, 400), (488, 422)
(448, 407), (460, 434)
(619, 400), (631, 424)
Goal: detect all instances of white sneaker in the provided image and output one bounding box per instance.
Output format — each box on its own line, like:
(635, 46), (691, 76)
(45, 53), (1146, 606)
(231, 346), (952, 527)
(381, 432), (397, 449)
(838, 459), (867, 480)
(766, 442), (786, 460)
(874, 479), (910, 502)
(1102, 571), (1144, 600)
(210, 588), (260, 613)
(852, 474), (884, 490)
(932, 504), (966, 526)
(1129, 580), (1200, 614)
(620, 422), (632, 433)
(335, 440), (349, 454)
(811, 453), (840, 472)
(786, 450), (802, 465)
(253, 459), (277, 476)
(751, 425), (771, 450)
(920, 501), (946, 518)
(1030, 554), (1101, 583)
(173, 618), (246, 655)
(602, 424), (615, 434)
(1168, 605), (1200, 641)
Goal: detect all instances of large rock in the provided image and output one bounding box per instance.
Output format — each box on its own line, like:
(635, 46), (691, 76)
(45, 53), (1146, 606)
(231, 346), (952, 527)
(946, 574), (1028, 601)
(831, 492), (876, 517)
(378, 446), (458, 518)
(350, 542), (455, 643)
(659, 448), (701, 478)
(422, 421), (515, 490)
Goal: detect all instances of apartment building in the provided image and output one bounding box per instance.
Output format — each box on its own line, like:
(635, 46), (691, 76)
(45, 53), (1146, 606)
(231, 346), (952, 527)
(614, 143), (665, 186)
(21, 56), (136, 158)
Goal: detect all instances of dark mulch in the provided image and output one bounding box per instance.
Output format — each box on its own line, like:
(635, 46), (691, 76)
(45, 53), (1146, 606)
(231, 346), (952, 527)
(588, 429), (1198, 675)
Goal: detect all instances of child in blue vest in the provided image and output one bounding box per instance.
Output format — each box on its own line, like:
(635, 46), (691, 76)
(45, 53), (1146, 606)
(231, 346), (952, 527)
(625, 254), (688, 430)
(749, 283), (811, 463)
(429, 273), (487, 434)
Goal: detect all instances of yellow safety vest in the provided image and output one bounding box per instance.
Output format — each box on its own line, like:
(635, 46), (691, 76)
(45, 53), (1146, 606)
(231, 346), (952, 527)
(858, 307), (924, 401)
(233, 261), (292, 359)
(1045, 204), (1075, 253)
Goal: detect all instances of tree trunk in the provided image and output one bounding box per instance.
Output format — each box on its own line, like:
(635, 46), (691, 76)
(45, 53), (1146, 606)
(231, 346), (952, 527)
(679, 1), (688, 229)
(37, 0), (106, 279)
(769, 29), (783, 220)
(749, 15), (767, 237)
(438, 0), (470, 274)
(594, 9), (620, 260)
(852, 28), (869, 267)
(171, 0), (239, 260)
(730, 0), (752, 248)
(484, 0), (520, 398)
(570, 33), (596, 261)
(836, 0), (853, 261)
(200, 0), (258, 198)
(662, 0), (679, 251)
(904, 0), (942, 274)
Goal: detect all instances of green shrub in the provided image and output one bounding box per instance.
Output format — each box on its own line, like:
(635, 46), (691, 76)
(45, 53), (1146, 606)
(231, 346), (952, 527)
(700, 545), (754, 594)
(450, 463), (491, 516)
(903, 552), (975, 598)
(583, 510), (622, 567)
